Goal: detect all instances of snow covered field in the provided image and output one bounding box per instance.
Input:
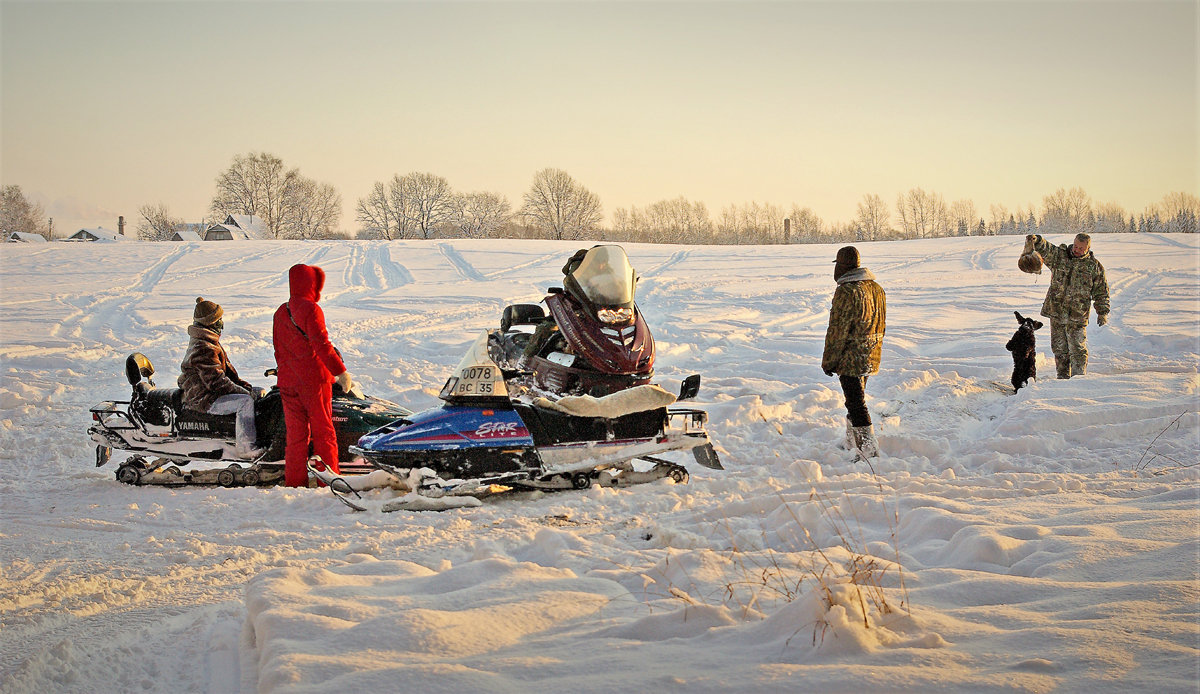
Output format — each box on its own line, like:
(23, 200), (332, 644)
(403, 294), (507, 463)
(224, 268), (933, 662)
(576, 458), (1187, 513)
(1, 234), (1197, 693)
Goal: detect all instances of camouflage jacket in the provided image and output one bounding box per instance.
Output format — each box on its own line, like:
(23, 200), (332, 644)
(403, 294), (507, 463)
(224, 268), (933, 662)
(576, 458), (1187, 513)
(1029, 235), (1110, 325)
(822, 268), (886, 376)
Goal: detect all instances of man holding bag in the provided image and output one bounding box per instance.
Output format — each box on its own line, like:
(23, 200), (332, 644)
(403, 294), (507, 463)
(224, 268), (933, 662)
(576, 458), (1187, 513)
(1022, 233), (1111, 379)
(272, 264), (354, 487)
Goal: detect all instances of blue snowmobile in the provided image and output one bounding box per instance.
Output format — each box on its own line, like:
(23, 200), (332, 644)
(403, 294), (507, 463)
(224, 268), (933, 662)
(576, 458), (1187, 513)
(347, 246), (722, 502)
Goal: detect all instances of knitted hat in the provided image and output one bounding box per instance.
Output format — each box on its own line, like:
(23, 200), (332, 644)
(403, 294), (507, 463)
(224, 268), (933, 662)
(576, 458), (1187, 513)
(193, 297), (223, 326)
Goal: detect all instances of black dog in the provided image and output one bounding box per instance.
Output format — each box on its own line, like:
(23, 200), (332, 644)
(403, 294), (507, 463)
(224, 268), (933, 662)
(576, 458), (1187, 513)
(1005, 311), (1043, 391)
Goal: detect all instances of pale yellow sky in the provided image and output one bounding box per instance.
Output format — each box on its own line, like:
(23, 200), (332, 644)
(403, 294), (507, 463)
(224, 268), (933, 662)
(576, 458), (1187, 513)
(2, 1), (1196, 235)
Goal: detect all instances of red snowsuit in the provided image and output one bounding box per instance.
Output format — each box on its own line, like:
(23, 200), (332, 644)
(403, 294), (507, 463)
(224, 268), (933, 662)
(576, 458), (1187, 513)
(272, 264), (347, 487)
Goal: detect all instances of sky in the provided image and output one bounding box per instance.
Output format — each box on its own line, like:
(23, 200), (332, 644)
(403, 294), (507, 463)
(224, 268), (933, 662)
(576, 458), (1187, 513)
(1, 0), (1196, 237)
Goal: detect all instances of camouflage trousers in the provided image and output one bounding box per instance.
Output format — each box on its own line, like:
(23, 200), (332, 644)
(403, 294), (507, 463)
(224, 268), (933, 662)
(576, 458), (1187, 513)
(1049, 319), (1088, 378)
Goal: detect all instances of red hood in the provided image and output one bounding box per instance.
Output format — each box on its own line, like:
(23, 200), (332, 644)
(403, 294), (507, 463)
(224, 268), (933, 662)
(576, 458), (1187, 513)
(288, 264), (324, 303)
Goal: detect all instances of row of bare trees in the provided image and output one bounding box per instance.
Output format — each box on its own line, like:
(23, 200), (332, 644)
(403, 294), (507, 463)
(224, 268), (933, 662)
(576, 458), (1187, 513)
(355, 167), (602, 241)
(7, 154), (1198, 243)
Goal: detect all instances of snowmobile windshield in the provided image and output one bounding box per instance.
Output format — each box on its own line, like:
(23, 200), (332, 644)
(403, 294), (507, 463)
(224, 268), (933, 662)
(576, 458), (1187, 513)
(570, 245), (637, 309)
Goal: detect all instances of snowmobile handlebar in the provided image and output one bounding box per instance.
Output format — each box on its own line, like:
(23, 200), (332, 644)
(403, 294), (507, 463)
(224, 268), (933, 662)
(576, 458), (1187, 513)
(260, 367), (362, 399)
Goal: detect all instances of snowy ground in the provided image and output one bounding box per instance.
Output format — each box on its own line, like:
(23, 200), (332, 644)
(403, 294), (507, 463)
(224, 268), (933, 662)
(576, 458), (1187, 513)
(1, 234), (1197, 693)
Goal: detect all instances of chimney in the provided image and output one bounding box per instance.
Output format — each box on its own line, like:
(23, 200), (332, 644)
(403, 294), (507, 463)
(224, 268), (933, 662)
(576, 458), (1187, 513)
(118, 216), (125, 236)
(784, 218), (791, 244)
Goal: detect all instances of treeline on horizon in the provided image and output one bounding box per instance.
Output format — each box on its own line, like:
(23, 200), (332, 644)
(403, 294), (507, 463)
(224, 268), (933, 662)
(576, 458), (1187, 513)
(3, 151), (1197, 243)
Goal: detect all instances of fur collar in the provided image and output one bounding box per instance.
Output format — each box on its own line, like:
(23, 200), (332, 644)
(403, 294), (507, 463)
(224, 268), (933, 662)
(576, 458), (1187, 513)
(187, 324), (221, 342)
(836, 267), (876, 285)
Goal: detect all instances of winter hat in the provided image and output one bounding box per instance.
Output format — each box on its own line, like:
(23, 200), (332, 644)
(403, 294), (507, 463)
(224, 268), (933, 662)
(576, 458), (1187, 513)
(193, 297), (223, 326)
(833, 246), (860, 279)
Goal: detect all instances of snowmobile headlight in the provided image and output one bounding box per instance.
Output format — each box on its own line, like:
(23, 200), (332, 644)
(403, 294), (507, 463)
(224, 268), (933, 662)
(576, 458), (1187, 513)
(597, 307), (633, 324)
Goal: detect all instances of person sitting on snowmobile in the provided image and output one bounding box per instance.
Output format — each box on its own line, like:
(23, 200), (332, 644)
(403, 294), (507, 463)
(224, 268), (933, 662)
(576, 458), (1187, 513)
(178, 297), (263, 459)
(272, 264), (353, 487)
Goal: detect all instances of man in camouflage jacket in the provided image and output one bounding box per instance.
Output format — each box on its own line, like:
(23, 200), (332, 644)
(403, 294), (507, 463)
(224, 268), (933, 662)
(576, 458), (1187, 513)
(1025, 233), (1110, 378)
(822, 246), (886, 459)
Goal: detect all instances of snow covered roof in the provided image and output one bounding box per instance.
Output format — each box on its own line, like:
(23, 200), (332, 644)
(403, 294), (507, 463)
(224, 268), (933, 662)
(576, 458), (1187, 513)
(7, 232), (47, 242)
(69, 227), (129, 241)
(171, 230), (203, 241)
(204, 224), (252, 241)
(223, 214), (269, 239)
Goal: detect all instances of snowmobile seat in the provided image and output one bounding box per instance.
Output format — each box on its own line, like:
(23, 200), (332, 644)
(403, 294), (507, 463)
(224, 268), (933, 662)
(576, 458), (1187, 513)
(515, 402), (666, 446)
(501, 303), (546, 333)
(131, 384), (183, 427)
(146, 387), (183, 415)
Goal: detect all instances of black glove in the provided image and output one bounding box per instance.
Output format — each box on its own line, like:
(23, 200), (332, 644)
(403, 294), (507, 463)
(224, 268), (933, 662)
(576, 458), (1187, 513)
(824, 370), (834, 377)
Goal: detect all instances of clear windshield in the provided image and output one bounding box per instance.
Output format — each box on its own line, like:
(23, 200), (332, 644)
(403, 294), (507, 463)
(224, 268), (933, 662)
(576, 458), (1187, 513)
(570, 245), (637, 307)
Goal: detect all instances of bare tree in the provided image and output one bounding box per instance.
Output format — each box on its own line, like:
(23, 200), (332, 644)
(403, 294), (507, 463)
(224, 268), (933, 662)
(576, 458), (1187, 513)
(0, 185), (48, 238)
(787, 205), (825, 243)
(355, 181), (396, 240)
(137, 203), (184, 241)
(1092, 201), (1129, 234)
(854, 194), (890, 241)
(403, 172), (456, 239)
(210, 152), (341, 239)
(610, 206), (645, 240)
(897, 188), (948, 238)
(288, 180), (342, 239)
(949, 199), (977, 236)
(989, 204), (1012, 235)
(520, 168), (602, 240)
(452, 191), (512, 238)
(387, 174), (416, 239)
(1041, 187), (1092, 234)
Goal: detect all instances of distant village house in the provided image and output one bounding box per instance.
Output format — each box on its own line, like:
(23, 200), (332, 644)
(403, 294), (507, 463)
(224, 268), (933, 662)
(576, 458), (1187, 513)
(7, 231), (48, 243)
(66, 227), (128, 242)
(204, 214), (267, 241)
(171, 230), (204, 242)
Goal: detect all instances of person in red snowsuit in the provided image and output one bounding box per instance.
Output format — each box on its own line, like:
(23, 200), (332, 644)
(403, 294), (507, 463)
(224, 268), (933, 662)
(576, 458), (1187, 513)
(272, 264), (353, 487)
